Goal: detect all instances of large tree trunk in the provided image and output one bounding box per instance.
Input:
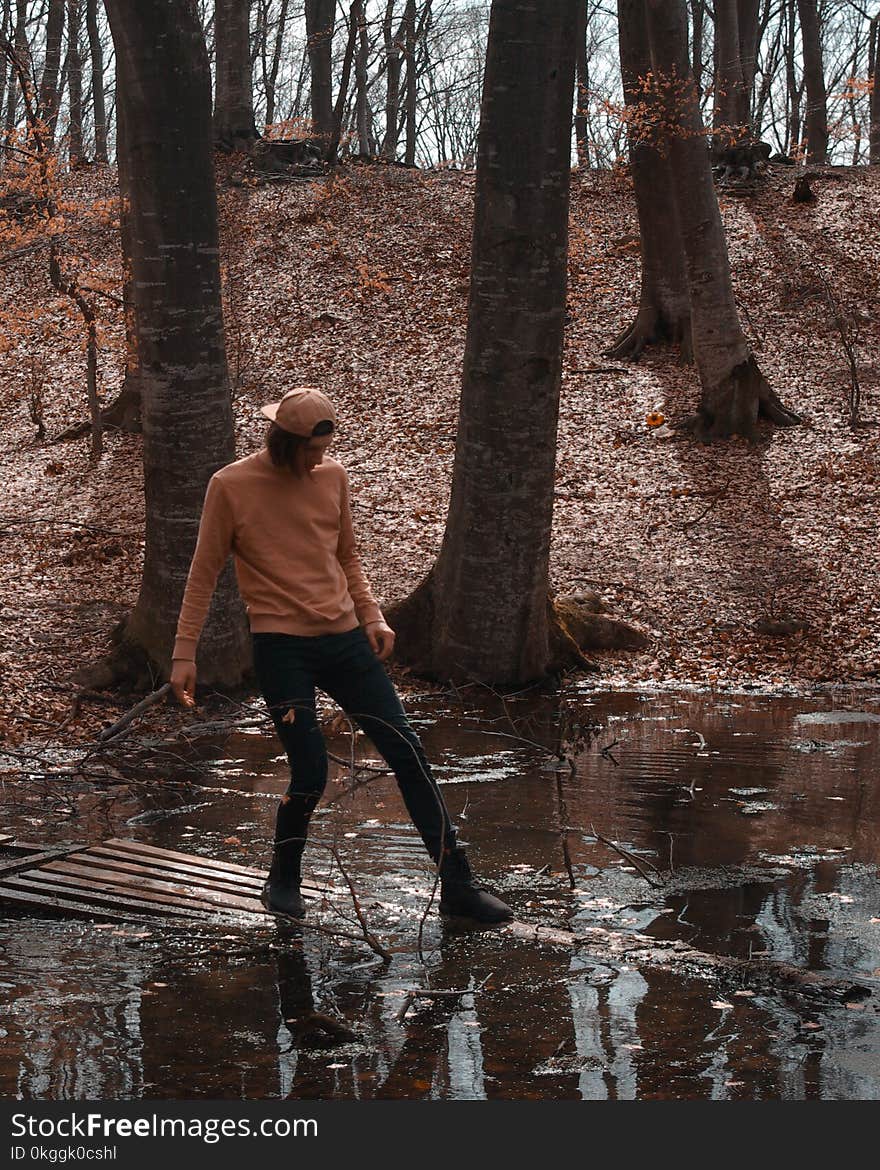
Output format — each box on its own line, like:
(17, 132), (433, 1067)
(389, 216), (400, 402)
(85, 0), (107, 162)
(102, 0), (250, 687)
(65, 0), (83, 165)
(608, 0), (691, 362)
(796, 0), (828, 163)
(305, 0), (335, 143)
(644, 0), (800, 441)
(38, 0), (64, 143)
(870, 14), (880, 165)
(391, 0), (581, 685)
(213, 0), (258, 148)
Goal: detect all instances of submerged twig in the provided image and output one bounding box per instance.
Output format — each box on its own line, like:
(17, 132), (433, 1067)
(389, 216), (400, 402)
(590, 823), (663, 888)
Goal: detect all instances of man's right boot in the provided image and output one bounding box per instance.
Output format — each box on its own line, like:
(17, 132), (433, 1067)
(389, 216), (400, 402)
(260, 840), (306, 919)
(261, 794), (316, 919)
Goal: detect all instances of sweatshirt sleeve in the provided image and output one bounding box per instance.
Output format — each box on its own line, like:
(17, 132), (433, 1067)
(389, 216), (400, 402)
(336, 467), (384, 627)
(172, 475), (235, 661)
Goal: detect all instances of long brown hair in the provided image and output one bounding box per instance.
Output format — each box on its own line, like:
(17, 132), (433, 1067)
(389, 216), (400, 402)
(265, 419), (334, 475)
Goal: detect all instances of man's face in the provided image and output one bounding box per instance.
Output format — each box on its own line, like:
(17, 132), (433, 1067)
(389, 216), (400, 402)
(298, 433), (334, 474)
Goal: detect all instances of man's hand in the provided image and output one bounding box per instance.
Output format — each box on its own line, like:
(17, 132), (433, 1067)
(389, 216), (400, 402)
(365, 620), (396, 662)
(170, 659), (197, 707)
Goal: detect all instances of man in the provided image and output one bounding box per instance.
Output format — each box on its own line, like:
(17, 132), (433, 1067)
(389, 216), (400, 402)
(170, 387), (513, 925)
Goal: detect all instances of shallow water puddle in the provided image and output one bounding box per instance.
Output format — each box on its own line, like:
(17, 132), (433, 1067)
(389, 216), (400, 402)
(1, 689), (879, 1099)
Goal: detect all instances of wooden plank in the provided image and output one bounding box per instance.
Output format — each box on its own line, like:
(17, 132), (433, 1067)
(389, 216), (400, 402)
(40, 859), (267, 915)
(7, 869), (266, 922)
(84, 844), (322, 898)
(0, 846), (89, 877)
(0, 834), (15, 845)
(0, 882), (169, 926)
(0, 842), (83, 861)
(1, 872), (241, 923)
(86, 845), (265, 892)
(104, 837), (264, 877)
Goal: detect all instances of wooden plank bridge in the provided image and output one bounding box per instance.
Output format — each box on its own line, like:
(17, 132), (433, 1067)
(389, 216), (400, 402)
(0, 836), (313, 929)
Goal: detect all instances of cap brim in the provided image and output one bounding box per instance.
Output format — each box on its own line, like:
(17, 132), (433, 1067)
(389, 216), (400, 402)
(260, 403), (279, 421)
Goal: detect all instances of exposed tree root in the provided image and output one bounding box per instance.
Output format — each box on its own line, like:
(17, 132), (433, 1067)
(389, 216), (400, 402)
(52, 380), (142, 444)
(73, 623), (158, 695)
(387, 577), (604, 683)
(605, 305), (692, 364)
(683, 355), (803, 442)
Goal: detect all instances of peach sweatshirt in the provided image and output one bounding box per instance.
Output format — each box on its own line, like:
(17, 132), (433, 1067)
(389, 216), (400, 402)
(172, 449), (384, 662)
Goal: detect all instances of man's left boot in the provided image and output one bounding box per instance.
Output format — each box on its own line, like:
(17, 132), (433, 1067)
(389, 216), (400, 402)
(438, 845), (514, 924)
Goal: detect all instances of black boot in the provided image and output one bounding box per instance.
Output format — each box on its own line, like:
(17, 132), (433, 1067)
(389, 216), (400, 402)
(438, 846), (514, 924)
(260, 842), (305, 919)
(260, 796), (313, 920)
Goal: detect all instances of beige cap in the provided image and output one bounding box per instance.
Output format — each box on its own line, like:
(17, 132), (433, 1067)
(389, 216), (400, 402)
(260, 386), (337, 437)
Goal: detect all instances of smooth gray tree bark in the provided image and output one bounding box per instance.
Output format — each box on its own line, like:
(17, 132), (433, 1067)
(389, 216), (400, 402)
(392, 0), (581, 684)
(608, 0), (691, 362)
(645, 0), (801, 440)
(213, 0), (258, 147)
(102, 0), (250, 686)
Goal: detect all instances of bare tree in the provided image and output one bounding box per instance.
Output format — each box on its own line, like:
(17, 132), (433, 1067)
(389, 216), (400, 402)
(796, 0), (828, 162)
(258, 0), (290, 126)
(871, 10), (880, 163)
(39, 0), (64, 142)
(214, 0), (258, 147)
(306, 0), (335, 141)
(380, 0), (404, 157)
(403, 0), (417, 164)
(65, 0), (84, 164)
(86, 0), (107, 162)
(392, 0), (581, 684)
(644, 0), (801, 440)
(5, 0), (28, 138)
(608, 0), (691, 362)
(100, 0), (250, 687)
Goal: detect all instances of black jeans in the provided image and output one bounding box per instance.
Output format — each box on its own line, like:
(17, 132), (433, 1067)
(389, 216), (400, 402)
(252, 627), (457, 865)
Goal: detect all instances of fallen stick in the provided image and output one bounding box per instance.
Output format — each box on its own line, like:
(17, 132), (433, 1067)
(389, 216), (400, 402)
(98, 684), (171, 742)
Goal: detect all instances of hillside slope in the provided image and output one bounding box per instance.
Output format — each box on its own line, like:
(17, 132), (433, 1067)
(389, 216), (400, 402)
(1, 162), (879, 743)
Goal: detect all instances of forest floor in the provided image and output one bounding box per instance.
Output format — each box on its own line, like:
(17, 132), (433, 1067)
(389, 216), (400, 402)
(1, 160), (879, 748)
